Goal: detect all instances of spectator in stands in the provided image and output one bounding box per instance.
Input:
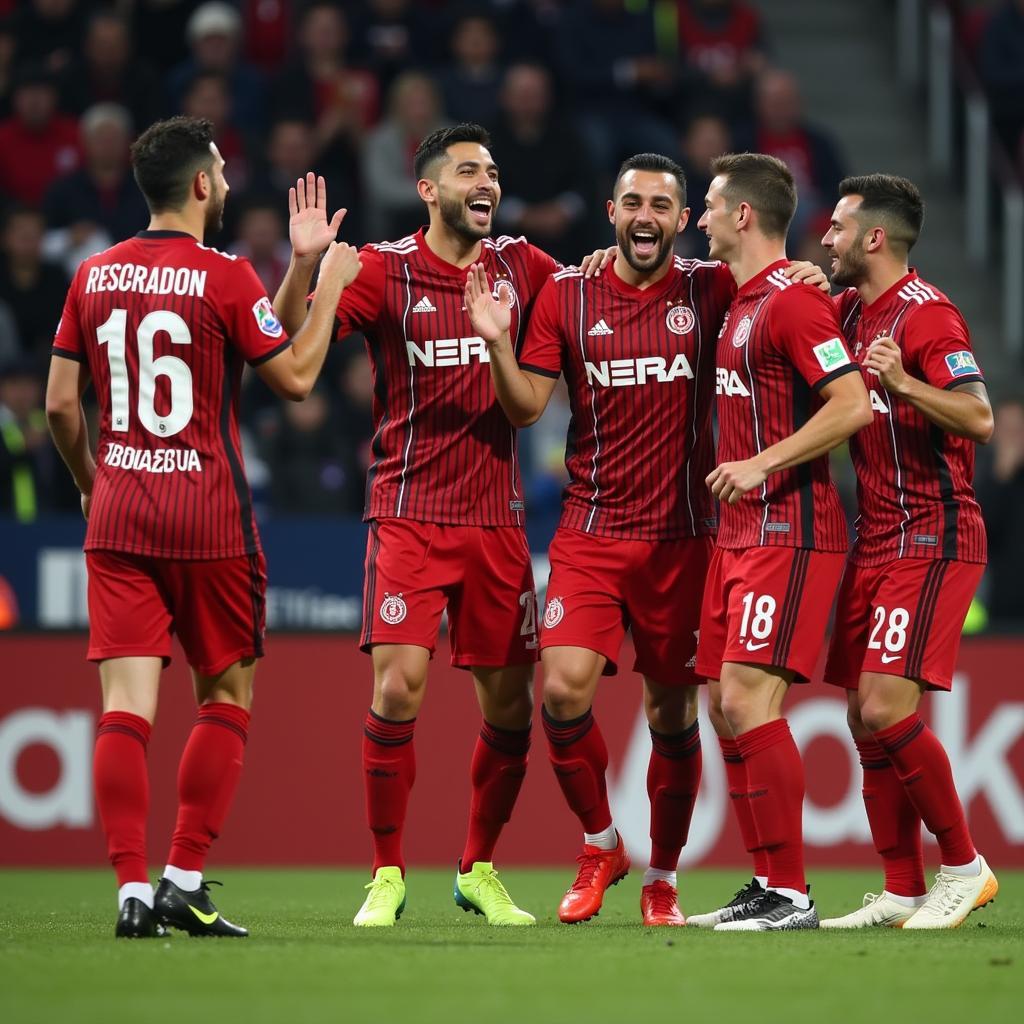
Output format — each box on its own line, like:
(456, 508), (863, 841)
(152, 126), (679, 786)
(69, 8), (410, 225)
(43, 104), (149, 272)
(0, 65), (80, 207)
(0, 300), (17, 366)
(978, 0), (1024, 153)
(260, 384), (362, 516)
(737, 68), (845, 236)
(675, 0), (767, 124)
(243, 0), (294, 72)
(273, 3), (378, 165)
(9, 0), (83, 75)
(677, 111), (732, 256)
(0, 16), (16, 119)
(490, 63), (591, 264)
(181, 72), (252, 196)
(167, 2), (266, 134)
(132, 0), (199, 73)
(229, 201), (292, 296)
(59, 8), (162, 133)
(977, 396), (1024, 625)
(362, 71), (449, 240)
(0, 354), (79, 520)
(0, 207), (69, 356)
(350, 0), (439, 94)
(436, 13), (504, 128)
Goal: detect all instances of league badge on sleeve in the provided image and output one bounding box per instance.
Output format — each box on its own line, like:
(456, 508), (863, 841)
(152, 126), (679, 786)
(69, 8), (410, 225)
(945, 350), (980, 378)
(252, 296), (284, 338)
(813, 337), (851, 372)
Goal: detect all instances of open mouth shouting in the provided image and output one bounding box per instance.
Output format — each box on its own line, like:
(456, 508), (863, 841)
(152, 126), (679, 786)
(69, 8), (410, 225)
(630, 227), (661, 260)
(467, 194), (494, 226)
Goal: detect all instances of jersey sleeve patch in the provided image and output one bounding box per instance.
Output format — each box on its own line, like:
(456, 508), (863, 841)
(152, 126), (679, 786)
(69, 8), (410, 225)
(812, 337), (851, 373)
(252, 296), (284, 338)
(944, 350), (980, 378)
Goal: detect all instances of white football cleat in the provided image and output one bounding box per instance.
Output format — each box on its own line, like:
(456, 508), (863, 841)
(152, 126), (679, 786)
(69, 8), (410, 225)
(903, 855), (998, 930)
(820, 892), (919, 929)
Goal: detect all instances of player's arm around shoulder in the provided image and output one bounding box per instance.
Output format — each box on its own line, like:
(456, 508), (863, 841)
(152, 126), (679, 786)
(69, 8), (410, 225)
(256, 241), (362, 401)
(864, 302), (993, 443)
(465, 263), (559, 427)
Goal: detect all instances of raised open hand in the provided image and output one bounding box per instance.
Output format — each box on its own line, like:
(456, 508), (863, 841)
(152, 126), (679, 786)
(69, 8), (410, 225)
(288, 172), (347, 258)
(464, 264), (511, 345)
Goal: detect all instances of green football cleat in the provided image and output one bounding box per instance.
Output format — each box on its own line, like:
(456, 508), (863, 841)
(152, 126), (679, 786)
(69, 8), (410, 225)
(454, 862), (536, 926)
(353, 867), (406, 927)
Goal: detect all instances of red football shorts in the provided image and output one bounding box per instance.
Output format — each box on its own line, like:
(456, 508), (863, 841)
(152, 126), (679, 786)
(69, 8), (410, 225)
(86, 550), (267, 677)
(695, 545), (846, 683)
(359, 518), (538, 668)
(540, 528), (713, 686)
(824, 558), (983, 691)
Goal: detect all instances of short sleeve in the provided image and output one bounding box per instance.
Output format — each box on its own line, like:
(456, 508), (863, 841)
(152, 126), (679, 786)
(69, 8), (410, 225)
(518, 277), (564, 379)
(709, 261), (737, 319)
(902, 302), (984, 390)
(218, 258), (293, 366)
(525, 243), (561, 291)
(769, 284), (858, 391)
(51, 266), (84, 362)
(310, 244), (385, 340)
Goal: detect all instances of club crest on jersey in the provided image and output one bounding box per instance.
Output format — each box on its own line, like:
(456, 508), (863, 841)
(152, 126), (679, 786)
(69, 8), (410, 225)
(493, 278), (518, 309)
(946, 350), (979, 377)
(666, 304), (695, 335)
(380, 592), (407, 625)
(543, 597), (564, 628)
(252, 296), (283, 338)
(732, 316), (752, 347)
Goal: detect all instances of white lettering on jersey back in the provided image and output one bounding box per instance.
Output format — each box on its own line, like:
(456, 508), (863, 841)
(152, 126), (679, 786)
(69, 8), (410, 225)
(105, 444), (202, 472)
(716, 367), (751, 397)
(585, 353), (694, 387)
(406, 336), (491, 367)
(870, 389), (890, 414)
(84, 264), (207, 297)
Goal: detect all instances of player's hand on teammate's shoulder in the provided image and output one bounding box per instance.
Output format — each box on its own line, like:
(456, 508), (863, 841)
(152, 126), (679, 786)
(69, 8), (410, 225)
(581, 246), (618, 279)
(784, 260), (830, 292)
(288, 171), (347, 259)
(319, 239), (362, 288)
(464, 263), (512, 344)
(864, 335), (907, 394)
(706, 457), (768, 504)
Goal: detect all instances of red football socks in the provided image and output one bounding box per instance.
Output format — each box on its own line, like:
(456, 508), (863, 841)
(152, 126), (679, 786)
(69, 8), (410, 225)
(872, 713), (976, 868)
(647, 721), (702, 871)
(460, 721), (531, 869)
(94, 711), (151, 886)
(736, 719), (806, 893)
(719, 735), (770, 879)
(855, 735), (926, 897)
(167, 702), (250, 872)
(542, 706), (612, 834)
(362, 709), (416, 875)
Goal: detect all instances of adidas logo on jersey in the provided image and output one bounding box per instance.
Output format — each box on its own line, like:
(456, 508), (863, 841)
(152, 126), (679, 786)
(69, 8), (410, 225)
(587, 319), (614, 336)
(716, 367), (751, 397)
(411, 295), (437, 313)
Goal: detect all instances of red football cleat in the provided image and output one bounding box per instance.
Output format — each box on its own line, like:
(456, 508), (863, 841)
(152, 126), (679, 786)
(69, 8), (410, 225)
(641, 880), (686, 926)
(558, 833), (631, 923)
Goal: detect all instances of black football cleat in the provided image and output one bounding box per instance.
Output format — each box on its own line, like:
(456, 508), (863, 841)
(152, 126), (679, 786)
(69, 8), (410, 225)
(154, 878), (249, 937)
(115, 897), (166, 939)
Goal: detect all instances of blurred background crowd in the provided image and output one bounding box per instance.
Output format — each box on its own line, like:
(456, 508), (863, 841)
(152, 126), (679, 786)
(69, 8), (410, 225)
(1, 0), (1023, 627)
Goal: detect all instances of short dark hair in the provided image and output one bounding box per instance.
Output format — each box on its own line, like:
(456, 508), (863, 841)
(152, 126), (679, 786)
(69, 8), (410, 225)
(710, 152), (797, 239)
(615, 152), (687, 207)
(130, 116), (216, 213)
(413, 123), (491, 181)
(838, 173), (924, 254)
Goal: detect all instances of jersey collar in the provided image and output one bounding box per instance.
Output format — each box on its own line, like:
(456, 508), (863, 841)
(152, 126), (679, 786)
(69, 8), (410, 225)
(414, 226), (485, 277)
(135, 230), (195, 240)
(863, 269), (918, 313)
(736, 258), (790, 298)
(603, 258), (679, 299)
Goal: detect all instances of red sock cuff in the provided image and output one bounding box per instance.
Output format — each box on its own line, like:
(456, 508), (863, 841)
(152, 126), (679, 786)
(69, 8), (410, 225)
(873, 714), (924, 754)
(196, 702), (250, 744)
(854, 736), (890, 770)
(541, 705), (594, 746)
(480, 720), (531, 756)
(735, 718), (791, 759)
(718, 735), (742, 762)
(364, 708), (416, 746)
(649, 720), (700, 759)
(97, 711), (151, 748)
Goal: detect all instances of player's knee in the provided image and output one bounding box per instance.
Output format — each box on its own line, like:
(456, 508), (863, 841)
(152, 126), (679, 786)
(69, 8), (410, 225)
(375, 671), (425, 720)
(542, 674), (590, 721)
(859, 696), (903, 735)
(846, 694), (870, 739)
(719, 688), (757, 735)
(645, 686), (697, 734)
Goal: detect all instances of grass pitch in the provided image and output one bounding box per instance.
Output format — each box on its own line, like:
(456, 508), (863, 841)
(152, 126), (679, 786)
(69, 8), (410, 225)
(1, 868), (1020, 1024)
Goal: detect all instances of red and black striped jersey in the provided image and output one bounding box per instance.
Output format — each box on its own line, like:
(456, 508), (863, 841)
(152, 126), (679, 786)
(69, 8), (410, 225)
(52, 231), (289, 558)
(318, 228), (558, 526)
(519, 257), (734, 539)
(715, 259), (856, 552)
(835, 271), (987, 566)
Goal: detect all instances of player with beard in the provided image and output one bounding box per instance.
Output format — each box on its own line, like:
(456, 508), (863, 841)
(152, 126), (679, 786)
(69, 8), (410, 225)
(686, 153), (871, 932)
(46, 116), (360, 937)
(274, 123), (612, 927)
(464, 153), (828, 925)
(818, 174), (998, 929)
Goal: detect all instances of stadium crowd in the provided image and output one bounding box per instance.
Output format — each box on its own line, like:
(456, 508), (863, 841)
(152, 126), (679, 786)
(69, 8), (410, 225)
(0, 0), (1020, 626)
